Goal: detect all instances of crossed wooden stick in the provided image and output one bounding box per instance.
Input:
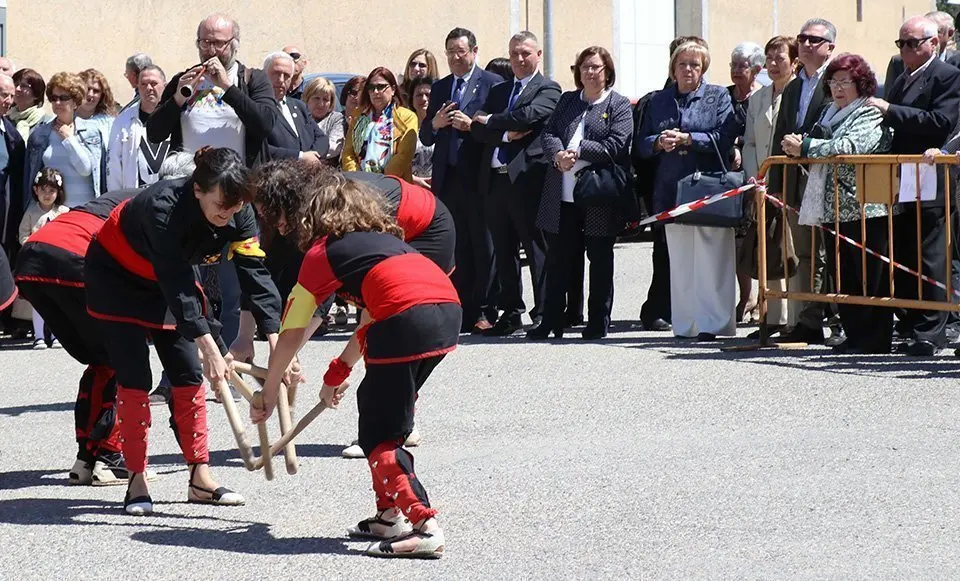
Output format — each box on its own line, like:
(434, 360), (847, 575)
(211, 361), (346, 480)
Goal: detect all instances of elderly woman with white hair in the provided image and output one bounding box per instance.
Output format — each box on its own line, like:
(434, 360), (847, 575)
(727, 41), (765, 322)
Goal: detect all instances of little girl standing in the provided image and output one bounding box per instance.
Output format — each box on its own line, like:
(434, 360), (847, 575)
(19, 168), (69, 349)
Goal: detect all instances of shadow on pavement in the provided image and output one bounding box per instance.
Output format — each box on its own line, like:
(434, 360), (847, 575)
(0, 469), (67, 490)
(150, 444), (345, 468)
(0, 401), (73, 417)
(132, 523), (354, 555)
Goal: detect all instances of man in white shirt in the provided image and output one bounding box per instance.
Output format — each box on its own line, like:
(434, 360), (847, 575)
(107, 65), (171, 189)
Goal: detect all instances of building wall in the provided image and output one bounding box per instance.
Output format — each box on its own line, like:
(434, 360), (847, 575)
(678, 0), (935, 86)
(8, 0), (612, 105)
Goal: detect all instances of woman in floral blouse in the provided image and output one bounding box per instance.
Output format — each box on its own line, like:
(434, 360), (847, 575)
(781, 53), (893, 354)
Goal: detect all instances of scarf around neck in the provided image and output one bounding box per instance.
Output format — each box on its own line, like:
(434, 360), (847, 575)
(9, 105), (47, 141)
(354, 104), (395, 174)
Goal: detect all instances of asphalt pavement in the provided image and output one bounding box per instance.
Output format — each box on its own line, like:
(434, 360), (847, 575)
(0, 240), (958, 579)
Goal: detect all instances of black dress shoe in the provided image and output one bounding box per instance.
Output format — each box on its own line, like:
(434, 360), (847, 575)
(746, 325), (784, 339)
(483, 317), (523, 337)
(778, 326), (824, 344)
(581, 323), (608, 340)
(696, 332), (717, 342)
(641, 318), (672, 332)
(899, 339), (938, 357)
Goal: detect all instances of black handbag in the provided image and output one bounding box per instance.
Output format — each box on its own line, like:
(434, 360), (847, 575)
(572, 150), (633, 210)
(673, 135), (745, 227)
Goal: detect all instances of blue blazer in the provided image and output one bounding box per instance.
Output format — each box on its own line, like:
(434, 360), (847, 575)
(266, 98), (330, 160)
(638, 82), (736, 213)
(419, 66), (503, 195)
(0, 118), (25, 250)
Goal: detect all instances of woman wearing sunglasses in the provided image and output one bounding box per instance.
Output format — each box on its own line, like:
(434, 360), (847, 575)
(24, 72), (106, 210)
(341, 67), (418, 181)
(398, 49), (439, 108)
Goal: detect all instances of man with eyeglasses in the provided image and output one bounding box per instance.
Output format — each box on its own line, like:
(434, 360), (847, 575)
(866, 16), (960, 357)
(146, 12), (277, 364)
(768, 17), (837, 346)
(420, 27), (504, 333)
(282, 45), (308, 101)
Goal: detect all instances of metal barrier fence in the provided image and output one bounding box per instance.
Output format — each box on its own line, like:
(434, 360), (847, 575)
(752, 154), (960, 347)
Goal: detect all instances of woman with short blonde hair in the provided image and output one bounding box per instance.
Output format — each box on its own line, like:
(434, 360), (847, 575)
(303, 76), (345, 164)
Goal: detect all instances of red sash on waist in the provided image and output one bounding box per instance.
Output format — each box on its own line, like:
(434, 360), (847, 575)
(95, 199), (158, 281)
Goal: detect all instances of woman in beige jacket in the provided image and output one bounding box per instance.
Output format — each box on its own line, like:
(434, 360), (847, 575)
(741, 35), (798, 336)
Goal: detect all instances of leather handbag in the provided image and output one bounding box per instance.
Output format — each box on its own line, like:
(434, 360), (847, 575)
(572, 151), (633, 210)
(674, 135), (745, 227)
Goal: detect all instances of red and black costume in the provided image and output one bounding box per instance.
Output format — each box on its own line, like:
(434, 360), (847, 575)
(15, 189), (140, 464)
(282, 231), (461, 524)
(84, 178), (281, 474)
(266, 173), (455, 303)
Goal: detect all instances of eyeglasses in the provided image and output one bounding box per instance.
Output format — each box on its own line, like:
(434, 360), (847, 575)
(445, 49), (470, 58)
(797, 34), (829, 46)
(366, 82), (391, 93)
(579, 64), (606, 74)
(346, 89), (360, 97)
(827, 79), (856, 90)
(48, 94), (73, 104)
(895, 36), (933, 50)
(196, 37), (234, 51)
(287, 52), (302, 61)
(410, 62), (429, 69)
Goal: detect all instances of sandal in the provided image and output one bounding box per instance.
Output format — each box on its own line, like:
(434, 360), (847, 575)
(348, 509), (412, 540)
(123, 477), (153, 516)
(186, 466), (245, 506)
(365, 528), (445, 559)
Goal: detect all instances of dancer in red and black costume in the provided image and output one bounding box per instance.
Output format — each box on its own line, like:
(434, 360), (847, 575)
(251, 170), (460, 559)
(15, 188), (143, 486)
(85, 147), (285, 516)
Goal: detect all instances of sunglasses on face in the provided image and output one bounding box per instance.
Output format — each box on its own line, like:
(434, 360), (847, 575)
(346, 89), (360, 97)
(366, 82), (391, 93)
(797, 34), (829, 46)
(287, 52), (302, 61)
(895, 36), (932, 50)
(411, 62), (428, 69)
(48, 94), (73, 103)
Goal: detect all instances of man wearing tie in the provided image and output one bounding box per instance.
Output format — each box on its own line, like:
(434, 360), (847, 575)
(471, 31), (560, 335)
(420, 27), (504, 333)
(263, 52), (329, 163)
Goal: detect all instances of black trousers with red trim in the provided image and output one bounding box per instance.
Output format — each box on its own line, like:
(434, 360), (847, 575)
(98, 320), (210, 470)
(17, 280), (120, 461)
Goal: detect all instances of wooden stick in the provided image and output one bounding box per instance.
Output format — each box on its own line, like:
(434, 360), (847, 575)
(232, 360), (268, 380)
(252, 392), (274, 481)
(228, 370), (256, 403)
(213, 376), (256, 471)
(276, 383), (299, 475)
(764, 290), (960, 312)
(251, 382), (348, 469)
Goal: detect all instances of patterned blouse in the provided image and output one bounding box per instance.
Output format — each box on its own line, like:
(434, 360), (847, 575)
(801, 105), (896, 222)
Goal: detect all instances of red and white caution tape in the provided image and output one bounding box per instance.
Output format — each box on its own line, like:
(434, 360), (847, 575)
(638, 183), (757, 226)
(760, 187), (960, 299)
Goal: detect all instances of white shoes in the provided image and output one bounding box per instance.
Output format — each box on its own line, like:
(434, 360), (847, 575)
(32, 339), (46, 350)
(342, 427), (422, 459)
(69, 458), (92, 485)
(365, 527), (445, 559)
(347, 508), (413, 539)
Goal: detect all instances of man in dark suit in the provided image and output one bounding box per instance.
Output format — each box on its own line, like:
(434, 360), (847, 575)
(868, 15), (960, 356)
(470, 31), (560, 336)
(884, 10), (960, 97)
(420, 27), (504, 333)
(768, 18), (836, 345)
(0, 74), (27, 336)
(263, 51), (329, 162)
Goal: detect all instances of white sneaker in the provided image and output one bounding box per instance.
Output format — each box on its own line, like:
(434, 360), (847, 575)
(348, 508), (413, 539)
(342, 440), (365, 459)
(404, 427), (422, 447)
(32, 339), (46, 350)
(68, 458), (93, 485)
(49, 339), (62, 349)
(365, 527), (445, 558)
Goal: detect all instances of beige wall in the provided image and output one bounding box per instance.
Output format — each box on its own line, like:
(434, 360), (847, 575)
(678, 0), (934, 86)
(9, 0), (613, 105)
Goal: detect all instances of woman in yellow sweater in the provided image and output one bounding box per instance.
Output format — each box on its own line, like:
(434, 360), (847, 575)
(341, 67), (418, 181)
